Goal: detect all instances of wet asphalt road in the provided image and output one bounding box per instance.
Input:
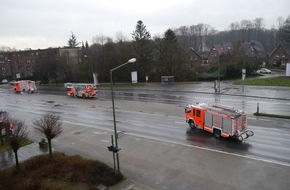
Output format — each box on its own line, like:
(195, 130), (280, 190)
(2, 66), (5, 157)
(1, 83), (290, 189)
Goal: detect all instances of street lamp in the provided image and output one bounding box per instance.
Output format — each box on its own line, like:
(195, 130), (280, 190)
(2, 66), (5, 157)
(84, 55), (98, 85)
(83, 55), (93, 74)
(217, 55), (220, 93)
(110, 58), (136, 173)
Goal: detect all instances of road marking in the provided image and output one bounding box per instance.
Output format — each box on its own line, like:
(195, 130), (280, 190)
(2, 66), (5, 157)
(250, 138), (282, 145)
(125, 132), (290, 167)
(63, 120), (290, 167)
(64, 120), (114, 132)
(157, 124), (180, 129)
(175, 121), (185, 124)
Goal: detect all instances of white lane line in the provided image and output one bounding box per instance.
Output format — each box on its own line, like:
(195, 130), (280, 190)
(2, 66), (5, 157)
(253, 135), (290, 143)
(175, 121), (186, 124)
(250, 138), (282, 145)
(125, 132), (290, 167)
(251, 141), (290, 152)
(157, 124), (180, 129)
(63, 120), (290, 167)
(64, 120), (114, 132)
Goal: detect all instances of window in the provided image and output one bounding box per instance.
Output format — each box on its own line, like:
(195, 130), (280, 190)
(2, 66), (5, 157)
(196, 110), (201, 117)
(192, 109), (195, 116)
(185, 107), (191, 113)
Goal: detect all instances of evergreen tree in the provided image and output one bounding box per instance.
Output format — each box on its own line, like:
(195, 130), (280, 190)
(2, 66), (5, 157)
(132, 20), (151, 41)
(158, 29), (186, 79)
(67, 32), (80, 47)
(132, 20), (153, 81)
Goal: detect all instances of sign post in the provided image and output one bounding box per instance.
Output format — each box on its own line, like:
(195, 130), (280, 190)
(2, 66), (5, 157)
(242, 69), (246, 92)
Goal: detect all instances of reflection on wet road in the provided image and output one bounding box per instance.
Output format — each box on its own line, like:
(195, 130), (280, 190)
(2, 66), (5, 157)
(1, 84), (290, 169)
(0, 94), (290, 166)
(99, 88), (290, 116)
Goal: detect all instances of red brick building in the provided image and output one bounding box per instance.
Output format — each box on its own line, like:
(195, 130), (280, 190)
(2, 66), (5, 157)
(269, 43), (290, 66)
(186, 48), (202, 69)
(207, 43), (233, 64)
(0, 47), (79, 81)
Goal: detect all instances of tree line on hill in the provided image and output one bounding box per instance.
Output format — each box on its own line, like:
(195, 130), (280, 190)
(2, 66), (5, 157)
(17, 15), (290, 83)
(78, 16), (289, 83)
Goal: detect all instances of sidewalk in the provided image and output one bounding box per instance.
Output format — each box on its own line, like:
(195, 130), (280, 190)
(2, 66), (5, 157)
(115, 81), (290, 100)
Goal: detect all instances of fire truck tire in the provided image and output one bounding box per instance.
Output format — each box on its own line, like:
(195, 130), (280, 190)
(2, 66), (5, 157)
(213, 129), (221, 138)
(188, 120), (195, 129)
(238, 136), (243, 142)
(82, 94), (86, 99)
(248, 131), (254, 136)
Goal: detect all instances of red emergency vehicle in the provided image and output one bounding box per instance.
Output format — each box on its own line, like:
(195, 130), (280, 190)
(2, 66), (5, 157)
(13, 80), (37, 93)
(185, 103), (254, 141)
(65, 83), (98, 98)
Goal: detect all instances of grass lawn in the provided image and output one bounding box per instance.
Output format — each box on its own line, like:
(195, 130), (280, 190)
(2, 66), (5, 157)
(0, 153), (123, 190)
(234, 76), (290, 87)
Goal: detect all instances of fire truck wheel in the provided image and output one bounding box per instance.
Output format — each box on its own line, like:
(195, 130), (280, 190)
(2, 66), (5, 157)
(248, 131), (254, 136)
(213, 129), (221, 138)
(82, 94), (86, 99)
(188, 120), (195, 129)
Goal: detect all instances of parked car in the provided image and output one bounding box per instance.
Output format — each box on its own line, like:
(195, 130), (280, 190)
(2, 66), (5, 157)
(257, 68), (271, 74)
(1, 79), (8, 84)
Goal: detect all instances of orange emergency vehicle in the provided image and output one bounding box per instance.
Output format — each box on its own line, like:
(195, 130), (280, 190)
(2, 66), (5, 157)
(65, 83), (98, 98)
(185, 103), (254, 141)
(13, 80), (37, 93)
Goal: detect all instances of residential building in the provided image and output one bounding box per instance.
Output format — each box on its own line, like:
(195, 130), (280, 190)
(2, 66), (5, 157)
(242, 41), (266, 58)
(207, 43), (233, 64)
(186, 48), (202, 69)
(269, 43), (290, 66)
(0, 47), (79, 80)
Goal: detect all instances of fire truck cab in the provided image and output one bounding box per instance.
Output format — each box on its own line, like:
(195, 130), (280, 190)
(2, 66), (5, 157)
(185, 103), (253, 141)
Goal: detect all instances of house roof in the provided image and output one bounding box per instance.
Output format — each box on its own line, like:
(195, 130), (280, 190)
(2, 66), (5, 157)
(242, 41), (266, 58)
(188, 48), (202, 59)
(269, 43), (290, 57)
(281, 42), (290, 54)
(212, 43), (233, 55)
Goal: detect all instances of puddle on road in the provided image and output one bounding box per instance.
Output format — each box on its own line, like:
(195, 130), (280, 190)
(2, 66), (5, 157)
(0, 143), (47, 170)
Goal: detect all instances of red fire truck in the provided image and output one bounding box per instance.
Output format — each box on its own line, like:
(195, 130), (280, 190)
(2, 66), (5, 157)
(13, 80), (37, 93)
(185, 103), (254, 141)
(65, 83), (98, 98)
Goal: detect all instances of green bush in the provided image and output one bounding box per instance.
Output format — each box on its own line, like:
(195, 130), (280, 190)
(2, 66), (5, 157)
(0, 153), (123, 190)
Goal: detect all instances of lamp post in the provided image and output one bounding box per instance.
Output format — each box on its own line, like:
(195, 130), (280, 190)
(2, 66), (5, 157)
(218, 55), (220, 93)
(84, 55), (98, 85)
(84, 55), (93, 74)
(110, 58), (136, 173)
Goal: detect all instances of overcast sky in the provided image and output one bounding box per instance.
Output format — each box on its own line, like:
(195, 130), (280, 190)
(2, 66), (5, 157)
(1, 0), (289, 50)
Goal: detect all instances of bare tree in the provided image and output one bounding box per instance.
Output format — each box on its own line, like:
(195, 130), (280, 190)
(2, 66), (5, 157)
(8, 118), (29, 167)
(92, 34), (113, 45)
(277, 16), (285, 29)
(115, 31), (128, 42)
(33, 113), (63, 155)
